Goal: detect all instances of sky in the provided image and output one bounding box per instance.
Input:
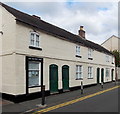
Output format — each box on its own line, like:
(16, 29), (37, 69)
(5, 1), (118, 44)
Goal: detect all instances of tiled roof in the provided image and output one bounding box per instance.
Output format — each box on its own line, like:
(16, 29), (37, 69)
(1, 2), (113, 55)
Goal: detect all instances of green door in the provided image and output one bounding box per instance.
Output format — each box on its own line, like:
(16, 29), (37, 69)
(97, 68), (100, 84)
(49, 64), (58, 93)
(101, 68), (104, 83)
(111, 69), (114, 81)
(62, 65), (69, 91)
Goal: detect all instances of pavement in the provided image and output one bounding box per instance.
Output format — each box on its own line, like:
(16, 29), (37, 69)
(1, 81), (119, 113)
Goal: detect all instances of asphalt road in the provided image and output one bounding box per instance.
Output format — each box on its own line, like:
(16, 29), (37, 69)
(49, 87), (119, 112)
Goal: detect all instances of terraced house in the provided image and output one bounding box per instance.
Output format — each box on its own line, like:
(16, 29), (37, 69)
(0, 3), (116, 102)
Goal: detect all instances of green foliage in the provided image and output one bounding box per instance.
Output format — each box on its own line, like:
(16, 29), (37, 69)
(111, 50), (120, 67)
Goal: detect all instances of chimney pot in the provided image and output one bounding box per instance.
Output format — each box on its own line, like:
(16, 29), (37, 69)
(32, 15), (41, 20)
(79, 26), (85, 39)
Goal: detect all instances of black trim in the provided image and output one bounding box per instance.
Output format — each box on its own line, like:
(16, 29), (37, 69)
(29, 46), (42, 51)
(88, 58), (93, 60)
(76, 55), (82, 58)
(28, 85), (41, 88)
(76, 78), (83, 80)
(88, 78), (94, 79)
(26, 56), (43, 94)
(1, 83), (97, 103)
(26, 56), (28, 94)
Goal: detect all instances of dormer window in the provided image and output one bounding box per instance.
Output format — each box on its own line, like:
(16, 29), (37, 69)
(88, 48), (93, 60)
(30, 32), (40, 48)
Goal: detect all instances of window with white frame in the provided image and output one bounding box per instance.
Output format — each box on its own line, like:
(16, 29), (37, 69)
(88, 66), (93, 78)
(106, 55), (109, 62)
(76, 46), (80, 56)
(106, 68), (110, 77)
(88, 48), (92, 58)
(30, 32), (40, 47)
(76, 65), (83, 79)
(28, 61), (41, 87)
(112, 56), (114, 64)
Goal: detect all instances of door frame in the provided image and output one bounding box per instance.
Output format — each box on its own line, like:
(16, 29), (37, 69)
(97, 68), (100, 84)
(111, 69), (114, 81)
(101, 68), (104, 83)
(49, 64), (58, 93)
(62, 65), (69, 91)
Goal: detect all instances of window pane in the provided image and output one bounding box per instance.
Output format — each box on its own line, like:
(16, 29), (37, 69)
(36, 35), (39, 41)
(29, 62), (39, 70)
(29, 71), (39, 86)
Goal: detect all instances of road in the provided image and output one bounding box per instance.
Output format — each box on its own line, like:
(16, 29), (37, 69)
(48, 87), (119, 112)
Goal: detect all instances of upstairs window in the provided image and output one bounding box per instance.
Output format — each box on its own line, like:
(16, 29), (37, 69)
(112, 56), (114, 64)
(106, 55), (109, 62)
(30, 32), (40, 47)
(76, 65), (83, 79)
(88, 48), (93, 59)
(76, 46), (80, 56)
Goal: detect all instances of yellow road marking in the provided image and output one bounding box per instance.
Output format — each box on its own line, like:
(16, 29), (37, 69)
(34, 85), (120, 114)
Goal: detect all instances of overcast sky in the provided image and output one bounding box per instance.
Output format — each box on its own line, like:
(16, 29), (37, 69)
(5, 1), (118, 44)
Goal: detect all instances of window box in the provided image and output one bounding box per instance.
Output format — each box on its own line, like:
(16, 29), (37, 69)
(76, 55), (82, 58)
(88, 78), (93, 79)
(88, 57), (93, 60)
(29, 46), (42, 50)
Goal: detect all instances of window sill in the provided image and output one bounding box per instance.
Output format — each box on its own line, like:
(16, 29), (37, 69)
(29, 46), (42, 51)
(76, 78), (83, 80)
(88, 58), (93, 60)
(76, 55), (82, 58)
(28, 85), (41, 88)
(88, 78), (93, 79)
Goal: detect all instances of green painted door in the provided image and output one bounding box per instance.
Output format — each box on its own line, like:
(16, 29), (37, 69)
(97, 68), (100, 84)
(49, 64), (58, 93)
(62, 65), (69, 91)
(101, 68), (104, 83)
(111, 69), (114, 81)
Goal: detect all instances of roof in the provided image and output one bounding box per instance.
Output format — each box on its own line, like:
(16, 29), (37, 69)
(1, 2), (113, 55)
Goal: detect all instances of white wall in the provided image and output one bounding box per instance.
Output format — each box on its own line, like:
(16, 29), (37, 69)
(101, 36), (119, 51)
(0, 5), (16, 94)
(1, 5), (115, 95)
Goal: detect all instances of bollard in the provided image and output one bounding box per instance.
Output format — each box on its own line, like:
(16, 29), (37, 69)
(115, 80), (117, 85)
(101, 82), (103, 89)
(41, 85), (45, 106)
(36, 85), (46, 108)
(81, 81), (83, 94)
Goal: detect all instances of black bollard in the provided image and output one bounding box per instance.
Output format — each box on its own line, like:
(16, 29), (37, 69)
(81, 81), (83, 94)
(41, 85), (45, 106)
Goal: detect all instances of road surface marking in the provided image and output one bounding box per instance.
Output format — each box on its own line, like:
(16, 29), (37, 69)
(33, 85), (120, 114)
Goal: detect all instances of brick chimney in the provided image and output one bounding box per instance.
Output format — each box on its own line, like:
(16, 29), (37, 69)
(32, 15), (41, 20)
(78, 26), (85, 39)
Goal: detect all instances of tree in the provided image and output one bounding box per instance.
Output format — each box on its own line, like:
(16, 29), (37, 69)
(112, 50), (120, 67)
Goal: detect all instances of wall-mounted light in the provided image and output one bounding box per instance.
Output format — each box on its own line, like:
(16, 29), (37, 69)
(0, 31), (3, 35)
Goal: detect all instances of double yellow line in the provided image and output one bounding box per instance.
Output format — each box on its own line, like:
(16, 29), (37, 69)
(34, 85), (120, 114)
